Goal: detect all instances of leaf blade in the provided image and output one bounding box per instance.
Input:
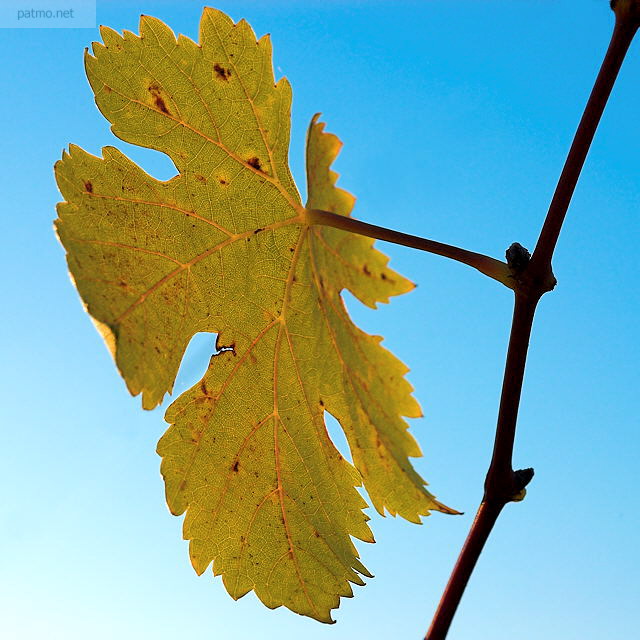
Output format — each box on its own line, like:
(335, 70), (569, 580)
(55, 8), (455, 622)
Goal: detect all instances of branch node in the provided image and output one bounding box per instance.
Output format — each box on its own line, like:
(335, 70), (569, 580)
(505, 242), (531, 274)
(507, 241), (558, 296)
(611, 0), (640, 27)
(511, 467), (535, 502)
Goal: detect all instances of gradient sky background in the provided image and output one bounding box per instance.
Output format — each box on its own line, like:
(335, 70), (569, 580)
(1, 1), (639, 638)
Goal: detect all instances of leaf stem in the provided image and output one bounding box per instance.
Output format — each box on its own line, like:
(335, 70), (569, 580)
(424, 5), (639, 639)
(305, 208), (513, 288)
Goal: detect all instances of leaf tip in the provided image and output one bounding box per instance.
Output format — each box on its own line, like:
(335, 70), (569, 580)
(139, 13), (176, 44)
(83, 46), (95, 65)
(309, 112), (323, 130)
(141, 388), (164, 411)
(66, 142), (84, 158)
(432, 498), (463, 516)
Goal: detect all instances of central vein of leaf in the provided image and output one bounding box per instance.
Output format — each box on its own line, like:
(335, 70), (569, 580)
(266, 224), (319, 612)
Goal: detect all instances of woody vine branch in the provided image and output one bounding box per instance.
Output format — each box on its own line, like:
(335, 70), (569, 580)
(310, 2), (640, 638)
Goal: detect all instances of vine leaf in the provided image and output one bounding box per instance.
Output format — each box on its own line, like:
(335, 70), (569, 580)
(54, 8), (456, 623)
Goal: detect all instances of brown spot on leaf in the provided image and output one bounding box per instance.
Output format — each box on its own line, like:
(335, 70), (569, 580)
(363, 265), (371, 276)
(232, 460), (239, 472)
(83, 180), (93, 193)
(103, 84), (112, 94)
(219, 178), (228, 185)
(253, 227), (264, 234)
(213, 63), (232, 81)
(148, 83), (170, 115)
(195, 174), (207, 183)
(200, 379), (209, 396)
(247, 156), (262, 171)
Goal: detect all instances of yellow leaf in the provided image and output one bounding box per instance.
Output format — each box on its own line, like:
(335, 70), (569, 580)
(54, 8), (454, 622)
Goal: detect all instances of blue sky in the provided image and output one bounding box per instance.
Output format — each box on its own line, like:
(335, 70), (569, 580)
(1, 1), (639, 638)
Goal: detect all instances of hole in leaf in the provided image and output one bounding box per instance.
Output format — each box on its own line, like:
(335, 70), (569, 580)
(169, 331), (218, 401)
(323, 410), (352, 464)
